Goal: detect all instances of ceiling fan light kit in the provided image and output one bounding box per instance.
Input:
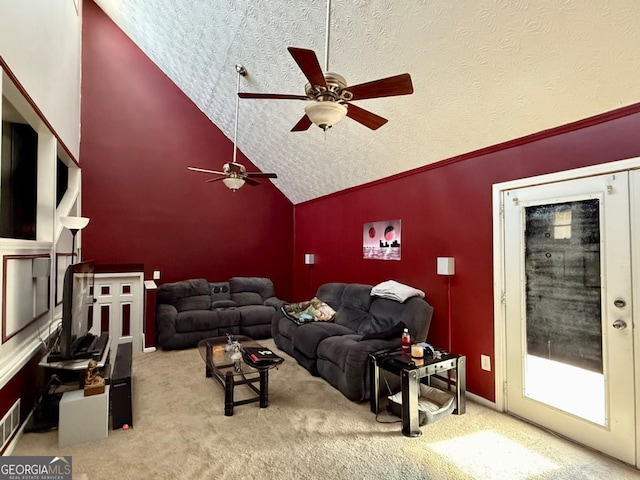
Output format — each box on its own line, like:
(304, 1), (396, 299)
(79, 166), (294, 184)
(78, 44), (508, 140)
(222, 177), (246, 191)
(305, 101), (347, 131)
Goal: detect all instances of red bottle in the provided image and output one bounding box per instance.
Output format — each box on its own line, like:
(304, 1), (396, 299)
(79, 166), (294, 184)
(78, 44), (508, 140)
(401, 328), (411, 356)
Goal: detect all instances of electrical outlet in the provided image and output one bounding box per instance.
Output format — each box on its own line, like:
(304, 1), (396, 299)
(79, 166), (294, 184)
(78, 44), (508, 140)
(153, 270), (161, 280)
(481, 354), (491, 372)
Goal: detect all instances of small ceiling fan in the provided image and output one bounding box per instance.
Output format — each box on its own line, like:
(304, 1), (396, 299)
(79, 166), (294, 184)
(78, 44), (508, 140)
(238, 0), (414, 132)
(188, 65), (278, 191)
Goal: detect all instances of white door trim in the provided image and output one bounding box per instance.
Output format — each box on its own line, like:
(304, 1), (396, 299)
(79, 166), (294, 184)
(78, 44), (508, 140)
(631, 170), (640, 466)
(493, 156), (640, 409)
(493, 156), (640, 467)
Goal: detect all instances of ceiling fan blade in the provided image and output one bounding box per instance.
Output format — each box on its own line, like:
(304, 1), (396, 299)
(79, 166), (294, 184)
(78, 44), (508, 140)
(246, 172), (278, 179)
(346, 103), (388, 130)
(239, 93), (308, 100)
(205, 177), (226, 184)
(244, 177), (261, 186)
(188, 166), (225, 175)
(288, 47), (327, 89)
(291, 114), (313, 132)
(347, 73), (414, 101)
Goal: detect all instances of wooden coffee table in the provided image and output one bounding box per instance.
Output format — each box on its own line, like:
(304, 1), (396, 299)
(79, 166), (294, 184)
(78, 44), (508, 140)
(197, 335), (284, 416)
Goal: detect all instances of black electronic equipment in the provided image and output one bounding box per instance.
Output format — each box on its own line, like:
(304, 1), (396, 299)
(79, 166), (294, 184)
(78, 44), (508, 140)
(111, 342), (133, 430)
(48, 261), (97, 361)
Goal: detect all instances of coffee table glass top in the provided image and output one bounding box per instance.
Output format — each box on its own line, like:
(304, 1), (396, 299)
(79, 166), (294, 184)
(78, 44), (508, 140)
(197, 335), (284, 416)
(197, 335), (280, 379)
(198, 335), (261, 376)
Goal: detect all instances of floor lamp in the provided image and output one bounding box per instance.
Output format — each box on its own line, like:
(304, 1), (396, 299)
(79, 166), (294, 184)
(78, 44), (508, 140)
(60, 216), (90, 264)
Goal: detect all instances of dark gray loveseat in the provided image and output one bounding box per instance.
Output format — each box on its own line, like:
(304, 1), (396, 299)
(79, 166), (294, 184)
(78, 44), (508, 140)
(272, 282), (433, 401)
(157, 277), (284, 350)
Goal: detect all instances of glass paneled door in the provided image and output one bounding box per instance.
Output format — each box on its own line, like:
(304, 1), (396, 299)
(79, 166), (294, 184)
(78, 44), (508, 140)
(503, 173), (635, 465)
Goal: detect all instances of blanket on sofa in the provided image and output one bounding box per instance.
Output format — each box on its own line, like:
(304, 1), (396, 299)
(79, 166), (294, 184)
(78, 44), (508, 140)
(371, 280), (425, 303)
(282, 297), (336, 325)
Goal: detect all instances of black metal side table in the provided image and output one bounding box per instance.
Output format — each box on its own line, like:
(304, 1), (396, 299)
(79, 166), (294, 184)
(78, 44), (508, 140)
(369, 347), (466, 437)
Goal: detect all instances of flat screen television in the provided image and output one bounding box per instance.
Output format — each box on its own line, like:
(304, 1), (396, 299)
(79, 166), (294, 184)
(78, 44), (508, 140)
(58, 260), (96, 359)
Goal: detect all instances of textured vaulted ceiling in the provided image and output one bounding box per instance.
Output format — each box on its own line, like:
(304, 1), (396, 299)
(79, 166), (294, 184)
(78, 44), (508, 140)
(93, 0), (640, 204)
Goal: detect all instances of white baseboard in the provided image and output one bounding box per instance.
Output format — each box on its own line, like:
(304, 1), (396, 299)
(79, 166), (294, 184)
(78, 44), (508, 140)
(429, 376), (498, 411)
(2, 409), (33, 456)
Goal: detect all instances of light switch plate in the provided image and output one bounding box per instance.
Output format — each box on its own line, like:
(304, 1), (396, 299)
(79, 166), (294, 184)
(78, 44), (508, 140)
(481, 354), (491, 371)
(153, 270), (161, 280)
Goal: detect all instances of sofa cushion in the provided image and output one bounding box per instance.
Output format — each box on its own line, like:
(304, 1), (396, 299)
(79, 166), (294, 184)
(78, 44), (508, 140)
(292, 322), (354, 360)
(341, 284), (373, 311)
(239, 305), (277, 327)
(316, 334), (363, 371)
(368, 296), (432, 341)
(229, 277), (275, 300)
(334, 308), (373, 332)
(217, 307), (241, 328)
(232, 292), (264, 306)
(174, 310), (219, 333)
(315, 283), (348, 311)
(332, 284), (373, 331)
(360, 320), (406, 341)
(177, 295), (212, 312)
(212, 300), (236, 309)
(157, 278), (210, 307)
(274, 315), (299, 342)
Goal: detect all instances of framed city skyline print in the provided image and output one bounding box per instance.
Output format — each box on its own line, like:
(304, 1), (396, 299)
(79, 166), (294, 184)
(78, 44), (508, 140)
(363, 219), (401, 260)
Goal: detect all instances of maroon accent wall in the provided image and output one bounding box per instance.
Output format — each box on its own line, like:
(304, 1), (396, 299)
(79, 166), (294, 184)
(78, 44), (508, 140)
(0, 355), (41, 454)
(80, 0), (640, 402)
(294, 108), (640, 401)
(80, 0), (294, 346)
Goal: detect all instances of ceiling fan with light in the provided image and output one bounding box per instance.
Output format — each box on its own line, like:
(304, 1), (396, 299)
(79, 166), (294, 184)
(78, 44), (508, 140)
(238, 0), (414, 132)
(188, 65), (278, 191)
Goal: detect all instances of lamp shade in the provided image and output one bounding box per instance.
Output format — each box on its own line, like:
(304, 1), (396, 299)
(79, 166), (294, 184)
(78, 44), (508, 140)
(59, 216), (90, 231)
(437, 257), (455, 276)
(222, 177), (245, 191)
(305, 102), (347, 131)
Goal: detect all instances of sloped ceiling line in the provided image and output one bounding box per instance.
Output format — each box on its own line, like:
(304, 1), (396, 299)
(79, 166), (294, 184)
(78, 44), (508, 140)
(94, 0), (640, 204)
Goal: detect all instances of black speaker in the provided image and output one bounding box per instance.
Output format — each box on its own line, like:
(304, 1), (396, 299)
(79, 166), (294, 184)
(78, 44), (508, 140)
(111, 342), (133, 430)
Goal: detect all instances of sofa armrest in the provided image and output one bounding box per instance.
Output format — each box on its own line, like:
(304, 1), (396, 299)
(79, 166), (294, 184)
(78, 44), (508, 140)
(342, 338), (402, 401)
(350, 338), (401, 362)
(264, 296), (286, 309)
(156, 304), (178, 348)
(344, 337), (402, 378)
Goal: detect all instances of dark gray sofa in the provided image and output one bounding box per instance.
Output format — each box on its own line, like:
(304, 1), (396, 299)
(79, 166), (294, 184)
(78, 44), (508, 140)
(156, 277), (284, 350)
(272, 282), (433, 401)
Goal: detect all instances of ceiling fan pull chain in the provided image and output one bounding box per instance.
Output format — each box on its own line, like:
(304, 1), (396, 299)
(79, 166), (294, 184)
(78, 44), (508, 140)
(324, 0), (331, 72)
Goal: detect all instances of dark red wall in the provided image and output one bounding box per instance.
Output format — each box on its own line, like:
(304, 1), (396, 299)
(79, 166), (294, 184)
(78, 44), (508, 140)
(80, 1), (294, 319)
(293, 108), (640, 401)
(0, 355), (41, 454)
(79, 0), (640, 402)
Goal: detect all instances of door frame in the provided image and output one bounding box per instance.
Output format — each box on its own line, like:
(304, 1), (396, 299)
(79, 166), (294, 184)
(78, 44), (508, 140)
(632, 169), (640, 466)
(492, 157), (640, 465)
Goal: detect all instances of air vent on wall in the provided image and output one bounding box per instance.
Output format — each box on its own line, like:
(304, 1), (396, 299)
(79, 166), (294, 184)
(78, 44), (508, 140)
(0, 399), (20, 454)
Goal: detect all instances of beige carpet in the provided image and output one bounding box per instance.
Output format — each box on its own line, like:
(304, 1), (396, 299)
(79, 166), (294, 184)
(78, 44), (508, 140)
(11, 340), (640, 480)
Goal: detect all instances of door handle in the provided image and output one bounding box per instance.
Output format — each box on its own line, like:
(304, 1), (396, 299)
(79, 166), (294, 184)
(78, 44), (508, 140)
(612, 319), (627, 330)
